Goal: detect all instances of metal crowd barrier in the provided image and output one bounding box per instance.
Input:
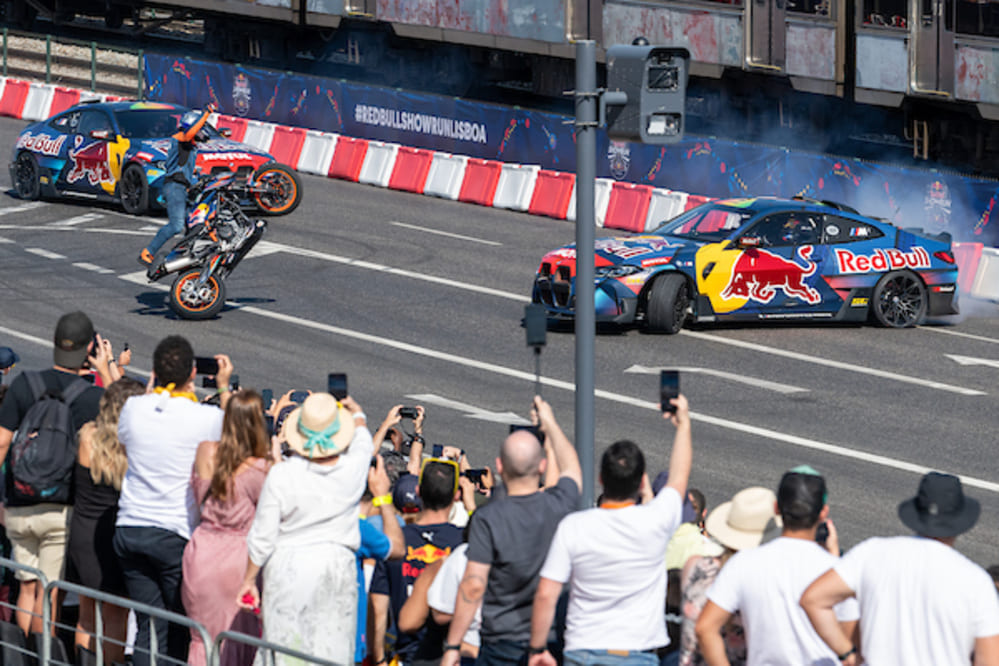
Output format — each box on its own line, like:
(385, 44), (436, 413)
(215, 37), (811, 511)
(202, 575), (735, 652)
(213, 629), (340, 666)
(0, 556), (50, 665)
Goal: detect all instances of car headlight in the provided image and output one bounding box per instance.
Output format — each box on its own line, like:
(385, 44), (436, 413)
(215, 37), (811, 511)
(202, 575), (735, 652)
(595, 265), (643, 278)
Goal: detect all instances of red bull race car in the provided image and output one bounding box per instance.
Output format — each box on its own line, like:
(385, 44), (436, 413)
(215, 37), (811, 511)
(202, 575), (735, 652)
(9, 101), (301, 216)
(533, 197), (959, 333)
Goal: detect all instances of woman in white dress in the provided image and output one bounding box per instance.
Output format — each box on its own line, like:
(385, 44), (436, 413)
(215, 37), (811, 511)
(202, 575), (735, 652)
(236, 392), (373, 665)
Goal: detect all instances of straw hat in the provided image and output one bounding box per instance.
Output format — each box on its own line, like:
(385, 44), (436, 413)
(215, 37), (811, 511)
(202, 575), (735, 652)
(705, 486), (780, 551)
(281, 393), (355, 459)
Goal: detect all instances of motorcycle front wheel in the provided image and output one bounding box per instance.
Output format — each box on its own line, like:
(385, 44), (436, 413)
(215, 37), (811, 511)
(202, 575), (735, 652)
(251, 162), (302, 215)
(168, 269), (226, 320)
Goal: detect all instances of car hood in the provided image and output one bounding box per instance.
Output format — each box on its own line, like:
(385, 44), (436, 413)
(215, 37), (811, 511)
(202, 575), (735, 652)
(539, 235), (696, 273)
(129, 137), (271, 162)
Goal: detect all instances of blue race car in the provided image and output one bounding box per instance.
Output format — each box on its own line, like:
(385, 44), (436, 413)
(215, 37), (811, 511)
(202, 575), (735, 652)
(533, 197), (959, 332)
(9, 100), (301, 215)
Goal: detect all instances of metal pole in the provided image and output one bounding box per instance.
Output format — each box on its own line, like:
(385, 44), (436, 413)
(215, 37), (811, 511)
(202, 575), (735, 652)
(138, 49), (144, 99)
(3, 28), (7, 78)
(45, 34), (51, 84)
(91, 41), (97, 91)
(574, 40), (596, 509)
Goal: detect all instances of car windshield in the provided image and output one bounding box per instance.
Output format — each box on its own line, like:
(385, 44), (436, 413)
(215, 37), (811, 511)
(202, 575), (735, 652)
(113, 109), (221, 139)
(653, 204), (754, 242)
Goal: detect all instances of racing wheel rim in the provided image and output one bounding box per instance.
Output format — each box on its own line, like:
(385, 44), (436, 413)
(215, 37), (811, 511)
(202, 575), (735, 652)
(14, 152), (40, 200)
(252, 164), (300, 215)
(120, 165), (147, 213)
(873, 271), (926, 328)
(169, 270), (225, 319)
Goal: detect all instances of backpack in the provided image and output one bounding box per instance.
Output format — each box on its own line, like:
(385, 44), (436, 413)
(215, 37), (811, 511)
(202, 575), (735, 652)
(9, 372), (90, 505)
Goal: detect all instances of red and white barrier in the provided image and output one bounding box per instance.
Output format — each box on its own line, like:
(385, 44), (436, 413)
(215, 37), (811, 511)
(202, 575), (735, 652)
(970, 247), (999, 300)
(953, 242), (984, 296)
(603, 183), (653, 233)
(567, 178), (614, 226)
(214, 115), (248, 142)
(458, 159), (503, 206)
(22, 82), (55, 122)
(0, 78), (30, 118)
(424, 153), (467, 200)
(268, 125), (307, 168)
(50, 86), (82, 116)
(359, 141), (400, 188)
(296, 130), (338, 176)
(647, 189), (688, 229)
(684, 194), (712, 211)
(242, 120), (275, 153)
(328, 136), (369, 181)
(388, 146), (434, 193)
(528, 170), (575, 219)
(493, 164), (540, 211)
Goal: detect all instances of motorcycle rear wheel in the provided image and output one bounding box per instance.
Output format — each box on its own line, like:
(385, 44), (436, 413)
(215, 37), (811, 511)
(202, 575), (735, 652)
(168, 269), (226, 320)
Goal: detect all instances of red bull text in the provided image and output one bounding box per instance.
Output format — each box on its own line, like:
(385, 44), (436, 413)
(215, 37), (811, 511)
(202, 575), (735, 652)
(834, 247), (931, 274)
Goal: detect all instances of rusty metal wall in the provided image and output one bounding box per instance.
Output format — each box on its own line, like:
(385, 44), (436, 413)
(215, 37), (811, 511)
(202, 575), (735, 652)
(375, 0), (568, 43)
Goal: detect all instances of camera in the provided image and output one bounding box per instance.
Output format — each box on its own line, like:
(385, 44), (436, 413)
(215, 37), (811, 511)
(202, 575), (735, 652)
(195, 356), (220, 376)
(463, 468), (487, 484)
(399, 406), (419, 419)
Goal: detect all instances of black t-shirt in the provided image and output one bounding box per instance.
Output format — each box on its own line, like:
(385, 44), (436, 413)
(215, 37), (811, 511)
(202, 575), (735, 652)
(370, 520), (464, 661)
(466, 476), (580, 642)
(0, 369), (103, 506)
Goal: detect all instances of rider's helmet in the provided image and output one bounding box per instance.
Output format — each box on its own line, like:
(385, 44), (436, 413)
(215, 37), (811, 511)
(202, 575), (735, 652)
(178, 110), (202, 132)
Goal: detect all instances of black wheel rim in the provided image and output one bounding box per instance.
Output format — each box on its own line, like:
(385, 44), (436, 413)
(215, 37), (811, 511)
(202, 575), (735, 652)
(121, 169), (142, 210)
(257, 171), (291, 209)
(15, 154), (35, 196)
(673, 287), (688, 326)
(878, 274), (923, 327)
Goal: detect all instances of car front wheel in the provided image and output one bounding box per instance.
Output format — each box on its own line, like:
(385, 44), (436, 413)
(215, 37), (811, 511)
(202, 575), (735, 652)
(120, 164), (149, 215)
(13, 152), (41, 200)
(872, 270), (926, 328)
(646, 273), (689, 334)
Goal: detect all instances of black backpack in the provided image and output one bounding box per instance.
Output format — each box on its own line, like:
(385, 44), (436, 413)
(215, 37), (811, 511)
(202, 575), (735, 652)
(9, 372), (89, 505)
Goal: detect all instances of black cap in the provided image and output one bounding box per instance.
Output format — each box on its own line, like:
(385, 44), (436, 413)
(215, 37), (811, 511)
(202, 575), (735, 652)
(898, 472), (980, 538)
(0, 347), (19, 370)
(777, 469), (827, 526)
(53, 312), (94, 369)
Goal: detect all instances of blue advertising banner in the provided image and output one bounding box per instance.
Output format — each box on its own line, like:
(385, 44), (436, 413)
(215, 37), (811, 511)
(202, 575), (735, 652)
(144, 54), (999, 246)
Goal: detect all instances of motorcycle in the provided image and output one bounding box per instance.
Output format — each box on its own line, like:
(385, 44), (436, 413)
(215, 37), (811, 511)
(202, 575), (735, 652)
(147, 171), (266, 320)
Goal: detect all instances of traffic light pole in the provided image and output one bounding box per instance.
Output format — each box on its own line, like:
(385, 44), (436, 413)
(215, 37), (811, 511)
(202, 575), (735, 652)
(574, 40), (597, 509)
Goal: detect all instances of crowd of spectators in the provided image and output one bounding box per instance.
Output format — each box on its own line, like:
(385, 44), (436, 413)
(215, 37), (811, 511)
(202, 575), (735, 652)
(0, 310), (998, 666)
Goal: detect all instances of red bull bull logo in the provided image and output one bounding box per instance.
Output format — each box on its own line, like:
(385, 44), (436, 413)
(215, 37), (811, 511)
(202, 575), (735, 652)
(834, 247), (930, 274)
(66, 141), (113, 186)
(721, 246), (821, 305)
(402, 543), (452, 578)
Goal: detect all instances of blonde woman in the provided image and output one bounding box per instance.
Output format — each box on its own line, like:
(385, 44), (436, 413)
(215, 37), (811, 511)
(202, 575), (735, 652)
(68, 377), (145, 664)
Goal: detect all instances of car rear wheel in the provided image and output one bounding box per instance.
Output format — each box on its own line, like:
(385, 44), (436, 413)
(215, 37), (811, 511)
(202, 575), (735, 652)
(13, 152), (40, 201)
(872, 270), (926, 328)
(120, 164), (149, 215)
(251, 162), (302, 215)
(168, 269), (226, 320)
(646, 273), (689, 334)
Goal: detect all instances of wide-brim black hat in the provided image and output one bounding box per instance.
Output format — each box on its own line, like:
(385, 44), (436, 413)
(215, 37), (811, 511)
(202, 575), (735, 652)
(898, 472), (980, 538)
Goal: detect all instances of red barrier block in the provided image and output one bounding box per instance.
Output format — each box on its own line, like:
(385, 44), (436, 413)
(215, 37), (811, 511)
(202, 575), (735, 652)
(603, 183), (653, 232)
(328, 136), (369, 181)
(683, 194), (712, 211)
(458, 159), (502, 206)
(388, 147), (434, 193)
(954, 242), (984, 294)
(215, 115), (248, 142)
(49, 86), (81, 116)
(528, 170), (575, 219)
(269, 125), (306, 167)
(0, 79), (30, 118)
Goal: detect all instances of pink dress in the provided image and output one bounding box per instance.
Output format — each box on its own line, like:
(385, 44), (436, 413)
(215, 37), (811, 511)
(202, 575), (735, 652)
(182, 458), (268, 666)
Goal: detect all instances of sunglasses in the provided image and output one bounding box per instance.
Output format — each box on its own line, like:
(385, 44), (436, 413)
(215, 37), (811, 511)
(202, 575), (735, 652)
(420, 457), (460, 495)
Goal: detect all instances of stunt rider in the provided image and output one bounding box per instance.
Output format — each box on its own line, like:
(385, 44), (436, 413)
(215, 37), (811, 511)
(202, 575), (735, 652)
(137, 107), (213, 271)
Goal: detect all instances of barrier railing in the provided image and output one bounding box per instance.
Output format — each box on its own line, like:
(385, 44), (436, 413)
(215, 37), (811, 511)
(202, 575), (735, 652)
(0, 556), (50, 665)
(213, 629), (341, 666)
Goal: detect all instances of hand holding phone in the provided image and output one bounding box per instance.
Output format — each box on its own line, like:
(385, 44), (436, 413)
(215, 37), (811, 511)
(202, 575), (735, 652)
(327, 373), (348, 400)
(660, 370), (680, 414)
(398, 406), (419, 419)
(195, 356), (220, 376)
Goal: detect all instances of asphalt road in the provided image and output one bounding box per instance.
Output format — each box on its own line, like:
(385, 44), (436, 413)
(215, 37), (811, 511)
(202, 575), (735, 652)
(3, 116), (999, 564)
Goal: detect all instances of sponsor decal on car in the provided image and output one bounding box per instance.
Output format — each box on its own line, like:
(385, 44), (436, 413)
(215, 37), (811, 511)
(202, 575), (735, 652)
(66, 140), (113, 186)
(16, 133), (66, 156)
(720, 246), (822, 305)
(134, 151), (155, 162)
(834, 247), (930, 274)
(641, 257), (673, 268)
(851, 297), (869, 307)
(199, 152), (257, 162)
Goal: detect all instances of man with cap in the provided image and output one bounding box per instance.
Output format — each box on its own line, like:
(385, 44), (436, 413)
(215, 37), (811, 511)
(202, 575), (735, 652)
(695, 466), (858, 665)
(527, 395), (692, 666)
(114, 334), (232, 666)
(370, 460), (464, 665)
(0, 312), (105, 634)
(801, 471), (999, 665)
(0, 346), (19, 382)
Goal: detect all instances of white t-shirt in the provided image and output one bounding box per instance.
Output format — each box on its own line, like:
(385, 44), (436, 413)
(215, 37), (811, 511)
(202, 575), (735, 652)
(427, 543), (481, 647)
(246, 425), (373, 566)
(116, 393), (224, 539)
(834, 535), (999, 665)
(538, 487), (683, 651)
(707, 536), (860, 666)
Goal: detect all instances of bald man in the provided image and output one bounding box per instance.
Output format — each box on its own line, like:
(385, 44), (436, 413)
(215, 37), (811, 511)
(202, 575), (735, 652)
(441, 396), (581, 666)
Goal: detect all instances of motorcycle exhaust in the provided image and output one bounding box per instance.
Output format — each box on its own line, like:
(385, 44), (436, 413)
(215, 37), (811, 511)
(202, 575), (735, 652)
(163, 256), (197, 273)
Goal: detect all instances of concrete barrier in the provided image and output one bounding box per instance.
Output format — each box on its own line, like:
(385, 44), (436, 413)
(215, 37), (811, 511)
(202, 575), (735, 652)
(493, 163), (540, 211)
(358, 141), (400, 188)
(424, 153), (468, 200)
(296, 130), (338, 176)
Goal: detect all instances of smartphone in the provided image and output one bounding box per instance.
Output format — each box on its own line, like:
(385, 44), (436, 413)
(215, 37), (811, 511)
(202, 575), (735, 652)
(815, 521), (830, 546)
(195, 356), (219, 375)
(264, 414), (275, 437)
(463, 468), (487, 484)
(327, 373), (348, 400)
(524, 304), (548, 347)
(660, 370), (680, 414)
(289, 390), (309, 404)
(509, 424), (543, 442)
(202, 376), (217, 389)
(261, 388), (273, 408)
(432, 444), (444, 458)
(399, 406), (419, 419)
(123, 341), (130, 352)
(228, 374), (239, 391)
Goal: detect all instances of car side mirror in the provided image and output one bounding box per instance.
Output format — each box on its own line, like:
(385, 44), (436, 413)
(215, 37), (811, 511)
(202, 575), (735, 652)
(737, 235), (762, 248)
(88, 129), (112, 140)
(219, 127), (232, 138)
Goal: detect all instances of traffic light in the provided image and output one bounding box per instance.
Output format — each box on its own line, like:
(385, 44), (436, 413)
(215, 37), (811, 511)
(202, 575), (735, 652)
(603, 45), (690, 145)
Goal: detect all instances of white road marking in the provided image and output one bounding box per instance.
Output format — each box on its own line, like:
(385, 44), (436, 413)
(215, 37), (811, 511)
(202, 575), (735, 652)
(946, 354), (999, 369)
(25, 247), (66, 260)
(47, 213), (104, 227)
(73, 262), (115, 274)
(405, 393), (532, 424)
(0, 202), (45, 216)
(138, 225), (161, 232)
(921, 326), (999, 345)
(119, 270), (167, 291)
(0, 236), (12, 243)
(0, 224), (149, 237)
(679, 330), (986, 396)
(391, 221), (503, 246)
(624, 364), (808, 394)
